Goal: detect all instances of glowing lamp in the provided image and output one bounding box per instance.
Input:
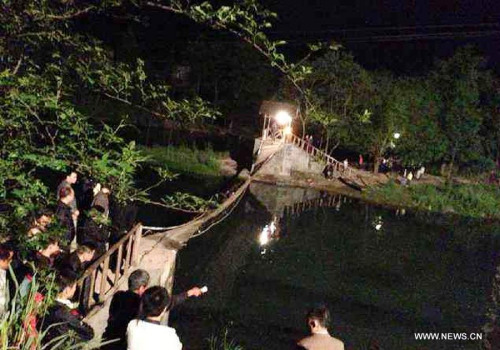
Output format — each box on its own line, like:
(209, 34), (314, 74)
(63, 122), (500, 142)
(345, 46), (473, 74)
(275, 110), (292, 126)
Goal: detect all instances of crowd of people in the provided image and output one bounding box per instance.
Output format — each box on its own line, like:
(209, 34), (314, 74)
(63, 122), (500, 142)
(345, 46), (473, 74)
(0, 170), (132, 347)
(0, 170), (346, 349)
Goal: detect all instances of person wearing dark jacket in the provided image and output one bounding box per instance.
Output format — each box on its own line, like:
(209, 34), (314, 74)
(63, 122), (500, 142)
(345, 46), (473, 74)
(56, 187), (78, 248)
(101, 269), (204, 350)
(42, 274), (94, 347)
(19, 237), (61, 298)
(91, 184), (110, 218)
(56, 171), (78, 210)
(56, 244), (95, 277)
(79, 207), (109, 257)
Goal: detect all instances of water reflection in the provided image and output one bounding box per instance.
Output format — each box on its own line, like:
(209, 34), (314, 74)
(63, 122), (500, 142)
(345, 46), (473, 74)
(259, 217), (279, 254)
(172, 183), (500, 350)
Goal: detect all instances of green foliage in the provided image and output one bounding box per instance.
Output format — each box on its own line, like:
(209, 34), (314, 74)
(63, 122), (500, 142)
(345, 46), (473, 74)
(140, 145), (228, 177)
(0, 272), (89, 349)
(430, 46), (485, 168)
(208, 328), (244, 350)
(392, 79), (447, 167)
(162, 192), (219, 212)
(1, 0), (293, 243)
(290, 45), (499, 175)
(365, 181), (500, 220)
(305, 51), (372, 152)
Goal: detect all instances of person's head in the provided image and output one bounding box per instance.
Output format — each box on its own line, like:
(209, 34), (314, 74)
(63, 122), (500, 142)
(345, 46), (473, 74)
(66, 171), (78, 185)
(35, 208), (53, 228)
(128, 269), (150, 295)
(56, 274), (77, 300)
(306, 306), (331, 333)
(76, 243), (96, 263)
(0, 244), (14, 271)
(59, 186), (74, 204)
(139, 286), (170, 319)
(40, 237), (60, 257)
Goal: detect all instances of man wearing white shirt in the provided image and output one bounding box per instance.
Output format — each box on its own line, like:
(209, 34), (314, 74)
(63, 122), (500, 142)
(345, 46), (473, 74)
(127, 286), (182, 350)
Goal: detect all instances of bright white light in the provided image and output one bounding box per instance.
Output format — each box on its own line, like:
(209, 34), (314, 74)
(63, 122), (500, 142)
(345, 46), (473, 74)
(375, 223), (382, 231)
(259, 226), (270, 245)
(393, 132), (401, 139)
(283, 126), (292, 135)
(259, 231), (269, 245)
(269, 222), (276, 234)
(275, 110), (292, 126)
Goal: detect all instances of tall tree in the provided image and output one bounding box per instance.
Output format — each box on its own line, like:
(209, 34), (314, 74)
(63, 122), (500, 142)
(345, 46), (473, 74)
(1, 0), (312, 242)
(393, 78), (447, 167)
(306, 51), (372, 153)
(430, 46), (485, 175)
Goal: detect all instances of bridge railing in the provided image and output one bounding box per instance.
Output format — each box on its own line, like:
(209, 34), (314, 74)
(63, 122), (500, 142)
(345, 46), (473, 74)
(288, 134), (354, 178)
(78, 223), (143, 316)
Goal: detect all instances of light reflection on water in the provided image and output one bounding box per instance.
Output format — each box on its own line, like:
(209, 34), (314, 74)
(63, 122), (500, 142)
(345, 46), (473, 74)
(171, 183), (500, 350)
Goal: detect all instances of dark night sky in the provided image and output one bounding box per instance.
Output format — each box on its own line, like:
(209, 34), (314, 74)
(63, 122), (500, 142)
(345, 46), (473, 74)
(265, 0), (500, 73)
(88, 0), (500, 74)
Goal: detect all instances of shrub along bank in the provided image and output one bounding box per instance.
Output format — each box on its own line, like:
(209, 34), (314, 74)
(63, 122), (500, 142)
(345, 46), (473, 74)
(140, 145), (229, 178)
(364, 181), (500, 220)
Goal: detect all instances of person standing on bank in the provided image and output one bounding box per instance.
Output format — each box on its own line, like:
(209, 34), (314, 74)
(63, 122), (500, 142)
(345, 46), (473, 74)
(57, 171), (79, 249)
(56, 186), (79, 250)
(57, 171), (78, 211)
(42, 274), (94, 347)
(102, 269), (204, 350)
(297, 306), (344, 350)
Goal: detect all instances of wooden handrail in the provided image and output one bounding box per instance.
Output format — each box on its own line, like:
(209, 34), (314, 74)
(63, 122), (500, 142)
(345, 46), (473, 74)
(78, 223), (143, 315)
(288, 133), (356, 178)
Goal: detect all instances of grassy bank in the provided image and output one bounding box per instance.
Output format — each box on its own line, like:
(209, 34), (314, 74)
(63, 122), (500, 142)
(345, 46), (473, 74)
(140, 144), (229, 177)
(364, 181), (500, 220)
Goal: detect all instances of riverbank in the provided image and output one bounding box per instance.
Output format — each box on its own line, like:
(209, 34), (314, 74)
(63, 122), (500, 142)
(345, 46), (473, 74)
(140, 144), (236, 178)
(253, 169), (500, 221)
(364, 180), (500, 220)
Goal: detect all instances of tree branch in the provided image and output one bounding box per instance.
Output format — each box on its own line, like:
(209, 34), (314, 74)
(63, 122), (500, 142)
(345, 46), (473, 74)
(101, 91), (166, 119)
(146, 200), (206, 214)
(46, 6), (96, 20)
(145, 2), (183, 14)
(12, 55), (23, 75)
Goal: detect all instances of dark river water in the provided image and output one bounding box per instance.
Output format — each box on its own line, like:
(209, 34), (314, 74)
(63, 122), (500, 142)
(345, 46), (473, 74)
(170, 183), (500, 350)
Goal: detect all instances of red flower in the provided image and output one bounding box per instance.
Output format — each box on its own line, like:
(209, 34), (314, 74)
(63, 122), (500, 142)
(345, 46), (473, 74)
(70, 309), (81, 317)
(34, 292), (44, 303)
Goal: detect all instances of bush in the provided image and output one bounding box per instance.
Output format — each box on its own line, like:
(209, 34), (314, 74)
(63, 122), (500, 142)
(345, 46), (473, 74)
(0, 273), (92, 349)
(140, 144), (228, 177)
(208, 328), (244, 350)
(365, 182), (500, 220)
